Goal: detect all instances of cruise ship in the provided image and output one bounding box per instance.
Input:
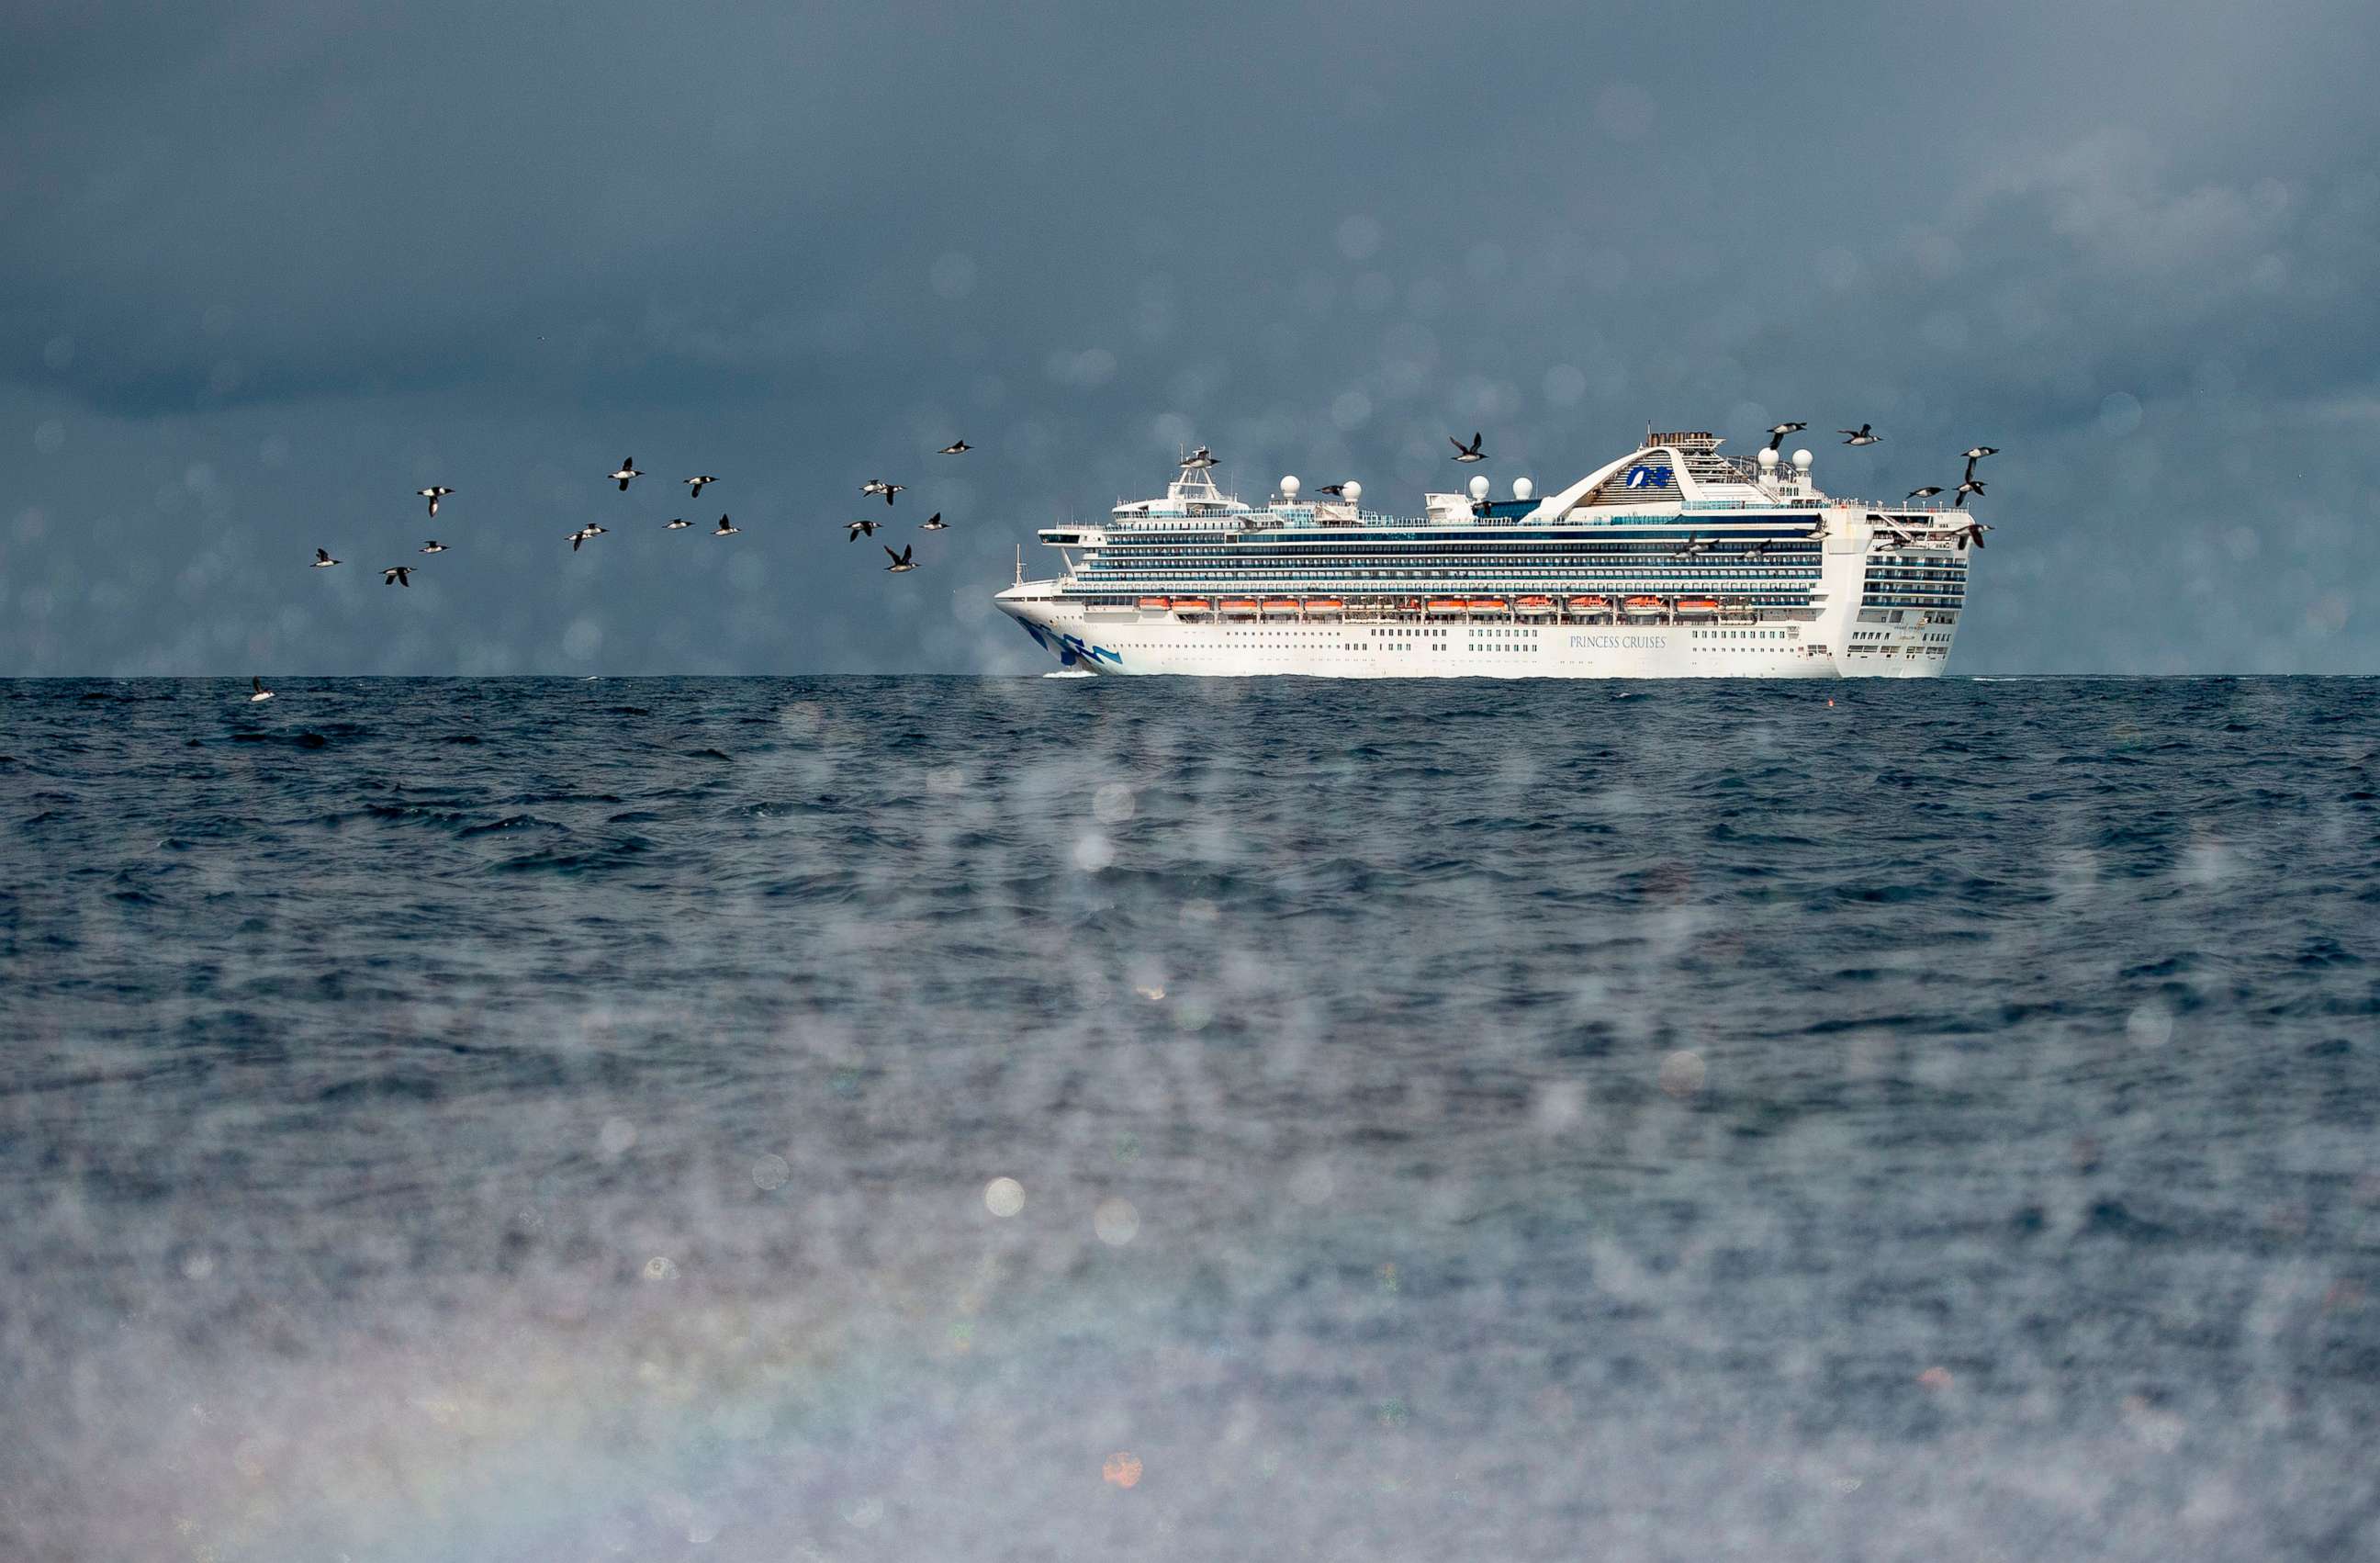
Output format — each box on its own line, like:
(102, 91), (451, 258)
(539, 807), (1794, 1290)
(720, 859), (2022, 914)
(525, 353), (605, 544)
(994, 429), (1986, 678)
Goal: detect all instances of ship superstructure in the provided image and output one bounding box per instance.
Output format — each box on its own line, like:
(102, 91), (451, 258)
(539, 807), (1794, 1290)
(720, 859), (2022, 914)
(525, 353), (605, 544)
(994, 430), (1982, 678)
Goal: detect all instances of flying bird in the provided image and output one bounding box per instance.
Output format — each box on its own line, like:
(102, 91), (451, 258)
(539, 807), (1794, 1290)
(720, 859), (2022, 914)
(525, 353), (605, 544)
(1955, 479), (1987, 507)
(609, 457), (643, 490)
(877, 482), (904, 505)
(1182, 446), (1218, 470)
(918, 512), (948, 531)
(1450, 432), (1487, 463)
(419, 540), (448, 554)
(1317, 483), (1348, 497)
(382, 566), (412, 587)
(883, 544), (917, 572)
(1669, 534), (1712, 559)
(938, 439), (971, 455)
(310, 548), (340, 568)
(664, 517), (691, 529)
(713, 514), (738, 535)
(685, 475), (719, 498)
(416, 486), (454, 516)
(1839, 424), (1881, 445)
(1906, 487), (1943, 501)
(1951, 521), (1993, 550)
(1765, 422), (1807, 452)
(1961, 445), (2000, 462)
(568, 524), (608, 551)
(847, 518), (881, 542)
(249, 676), (274, 703)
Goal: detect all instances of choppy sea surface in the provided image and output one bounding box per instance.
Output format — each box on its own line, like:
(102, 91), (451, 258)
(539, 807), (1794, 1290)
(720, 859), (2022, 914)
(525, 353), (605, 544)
(4, 675), (2377, 1562)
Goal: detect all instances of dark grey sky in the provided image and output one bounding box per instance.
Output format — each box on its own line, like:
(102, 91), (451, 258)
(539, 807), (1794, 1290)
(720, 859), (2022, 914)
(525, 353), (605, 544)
(6, 0), (2375, 674)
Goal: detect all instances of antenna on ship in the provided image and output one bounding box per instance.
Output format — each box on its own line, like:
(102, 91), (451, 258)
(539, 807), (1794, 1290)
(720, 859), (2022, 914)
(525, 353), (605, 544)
(1015, 542), (1023, 584)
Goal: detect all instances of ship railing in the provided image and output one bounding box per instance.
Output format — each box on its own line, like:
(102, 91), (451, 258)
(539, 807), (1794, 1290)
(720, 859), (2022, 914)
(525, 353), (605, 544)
(1117, 507), (1410, 531)
(1839, 498), (1965, 514)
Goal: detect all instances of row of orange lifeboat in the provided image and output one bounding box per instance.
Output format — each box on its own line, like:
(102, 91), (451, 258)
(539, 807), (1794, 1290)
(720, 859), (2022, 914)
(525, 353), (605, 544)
(1141, 596), (1351, 616)
(1136, 594), (1739, 618)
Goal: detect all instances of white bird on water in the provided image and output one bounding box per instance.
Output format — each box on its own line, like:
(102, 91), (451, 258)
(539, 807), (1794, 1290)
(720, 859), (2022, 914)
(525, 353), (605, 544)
(249, 676), (274, 703)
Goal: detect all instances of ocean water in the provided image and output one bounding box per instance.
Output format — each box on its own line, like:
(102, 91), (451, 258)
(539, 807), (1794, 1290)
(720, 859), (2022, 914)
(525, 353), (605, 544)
(4, 674), (2377, 1562)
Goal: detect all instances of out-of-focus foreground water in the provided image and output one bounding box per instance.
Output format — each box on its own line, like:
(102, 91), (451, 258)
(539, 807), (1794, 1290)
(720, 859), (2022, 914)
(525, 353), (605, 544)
(3, 675), (2376, 1562)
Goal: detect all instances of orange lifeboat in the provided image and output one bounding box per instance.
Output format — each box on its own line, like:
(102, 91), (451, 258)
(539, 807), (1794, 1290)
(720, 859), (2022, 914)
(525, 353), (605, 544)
(1218, 597), (1260, 617)
(1622, 595), (1664, 614)
(1137, 596), (1172, 611)
(1426, 597), (1468, 615)
(1467, 598), (1510, 613)
(1514, 595), (1555, 614)
(1304, 597), (1346, 615)
(1261, 597), (1301, 616)
(1673, 597), (1721, 614)
(1567, 595), (1611, 613)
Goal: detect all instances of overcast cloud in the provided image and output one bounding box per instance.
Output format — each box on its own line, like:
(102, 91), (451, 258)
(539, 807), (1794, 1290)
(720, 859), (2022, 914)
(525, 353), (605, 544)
(4, 0), (2376, 674)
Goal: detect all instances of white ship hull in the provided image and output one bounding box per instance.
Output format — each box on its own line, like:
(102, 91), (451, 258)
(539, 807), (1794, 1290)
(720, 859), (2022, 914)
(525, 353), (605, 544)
(997, 593), (1949, 679)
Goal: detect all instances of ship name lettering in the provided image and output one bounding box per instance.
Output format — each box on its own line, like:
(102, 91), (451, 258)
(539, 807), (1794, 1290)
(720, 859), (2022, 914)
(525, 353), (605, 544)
(1570, 634), (1668, 649)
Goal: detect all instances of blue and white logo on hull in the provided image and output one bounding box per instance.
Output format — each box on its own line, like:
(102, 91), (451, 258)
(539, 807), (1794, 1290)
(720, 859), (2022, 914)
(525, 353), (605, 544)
(1018, 621), (1122, 667)
(1623, 464), (1674, 489)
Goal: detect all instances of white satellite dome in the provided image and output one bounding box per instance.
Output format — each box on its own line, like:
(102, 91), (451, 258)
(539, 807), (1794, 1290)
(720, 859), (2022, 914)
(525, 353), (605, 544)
(1279, 475), (1300, 500)
(1342, 480), (1362, 504)
(1791, 448), (1814, 470)
(1466, 474), (1491, 500)
(1756, 445), (1778, 467)
(1512, 477), (1534, 500)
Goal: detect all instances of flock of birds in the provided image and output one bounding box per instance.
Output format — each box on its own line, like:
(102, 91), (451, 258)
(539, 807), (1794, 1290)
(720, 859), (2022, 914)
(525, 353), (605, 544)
(252, 441), (976, 699)
(298, 442), (978, 593)
(1755, 421), (2002, 513)
(1739, 422), (2000, 550)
